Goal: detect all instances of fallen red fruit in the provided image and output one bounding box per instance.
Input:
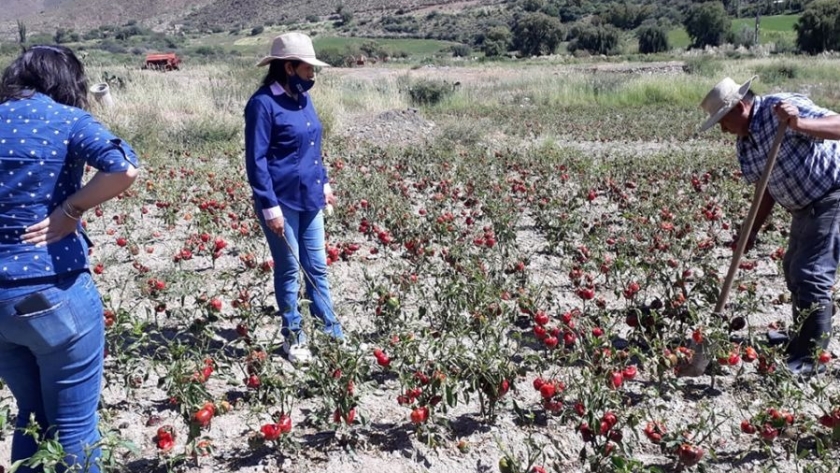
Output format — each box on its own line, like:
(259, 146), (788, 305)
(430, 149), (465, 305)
(410, 406), (429, 424)
(740, 420), (756, 434)
(278, 414), (292, 434)
(261, 423), (281, 441)
(192, 407), (213, 427)
(539, 383), (556, 399)
(608, 372), (623, 389)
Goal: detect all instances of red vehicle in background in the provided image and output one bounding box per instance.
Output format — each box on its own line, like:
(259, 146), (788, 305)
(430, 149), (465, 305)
(143, 53), (181, 71)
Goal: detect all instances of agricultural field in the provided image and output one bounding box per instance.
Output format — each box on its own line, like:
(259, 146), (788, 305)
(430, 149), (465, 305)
(1, 53), (840, 473)
(669, 14), (800, 50)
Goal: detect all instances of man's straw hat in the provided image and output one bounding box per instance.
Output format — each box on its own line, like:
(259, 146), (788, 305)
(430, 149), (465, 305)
(698, 76), (757, 132)
(256, 32), (330, 68)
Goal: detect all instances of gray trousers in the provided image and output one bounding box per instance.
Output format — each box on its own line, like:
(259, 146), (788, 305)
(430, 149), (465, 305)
(783, 187), (840, 360)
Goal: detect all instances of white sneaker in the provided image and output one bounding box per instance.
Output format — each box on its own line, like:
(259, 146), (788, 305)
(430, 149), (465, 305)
(282, 342), (313, 364)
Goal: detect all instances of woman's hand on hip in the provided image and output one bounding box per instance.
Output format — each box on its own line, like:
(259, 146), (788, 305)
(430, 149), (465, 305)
(22, 207), (79, 246)
(266, 215), (285, 237)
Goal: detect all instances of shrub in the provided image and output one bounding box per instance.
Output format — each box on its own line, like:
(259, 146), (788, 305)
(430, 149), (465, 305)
(755, 63), (799, 84)
(605, 3), (652, 30)
(682, 56), (723, 76)
(83, 29), (102, 41)
(114, 24), (145, 40)
(408, 79), (454, 106)
(451, 44), (472, 58)
(306, 15), (320, 23)
(795, 0), (840, 54)
(683, 2), (731, 48)
(568, 25), (621, 55)
(727, 25), (755, 48)
(637, 25), (670, 54)
(520, 0), (546, 13)
(193, 45), (221, 56)
(97, 40), (128, 54)
(27, 33), (54, 45)
(483, 41), (508, 57)
(318, 47), (349, 67)
(512, 12), (564, 56)
(339, 10), (354, 26)
(54, 28), (69, 44)
(359, 40), (388, 59)
(0, 42), (20, 55)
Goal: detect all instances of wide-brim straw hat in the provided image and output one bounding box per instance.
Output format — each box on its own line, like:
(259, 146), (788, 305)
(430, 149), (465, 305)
(698, 76), (757, 132)
(256, 32), (330, 67)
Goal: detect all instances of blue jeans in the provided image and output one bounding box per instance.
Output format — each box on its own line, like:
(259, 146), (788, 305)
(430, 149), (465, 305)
(783, 188), (840, 360)
(257, 205), (343, 342)
(0, 271), (104, 473)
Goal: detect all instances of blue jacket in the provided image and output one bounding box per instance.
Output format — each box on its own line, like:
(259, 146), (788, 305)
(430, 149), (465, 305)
(244, 83), (329, 218)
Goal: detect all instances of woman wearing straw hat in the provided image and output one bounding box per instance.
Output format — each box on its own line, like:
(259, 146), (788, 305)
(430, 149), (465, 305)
(244, 32), (341, 363)
(698, 76), (840, 374)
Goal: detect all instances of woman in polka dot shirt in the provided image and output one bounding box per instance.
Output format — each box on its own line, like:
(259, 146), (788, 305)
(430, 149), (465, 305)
(0, 45), (139, 472)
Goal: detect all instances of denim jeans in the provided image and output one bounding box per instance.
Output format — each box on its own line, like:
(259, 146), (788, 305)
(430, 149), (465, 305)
(257, 205), (343, 343)
(783, 187), (840, 361)
(0, 271), (104, 473)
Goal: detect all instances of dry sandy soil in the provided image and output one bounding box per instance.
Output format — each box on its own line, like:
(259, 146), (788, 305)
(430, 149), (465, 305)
(1, 62), (838, 473)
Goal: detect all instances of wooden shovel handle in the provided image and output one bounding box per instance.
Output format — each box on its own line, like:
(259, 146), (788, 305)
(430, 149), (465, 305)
(714, 122), (788, 315)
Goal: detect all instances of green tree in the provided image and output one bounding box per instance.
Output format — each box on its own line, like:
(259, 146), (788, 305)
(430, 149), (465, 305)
(637, 24), (670, 53)
(604, 3), (652, 30)
(568, 24), (622, 55)
(512, 12), (565, 56)
(54, 28), (68, 44)
(520, 0), (546, 12)
(683, 1), (731, 48)
(339, 10), (354, 26)
(483, 25), (512, 57)
(794, 0), (840, 54)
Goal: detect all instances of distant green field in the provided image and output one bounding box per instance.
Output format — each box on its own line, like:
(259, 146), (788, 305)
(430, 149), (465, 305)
(313, 37), (458, 55)
(669, 13), (800, 49)
(732, 13), (799, 32)
(668, 28), (691, 49)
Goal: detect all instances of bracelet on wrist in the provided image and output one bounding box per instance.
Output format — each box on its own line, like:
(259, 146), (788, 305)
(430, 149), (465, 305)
(62, 200), (84, 220)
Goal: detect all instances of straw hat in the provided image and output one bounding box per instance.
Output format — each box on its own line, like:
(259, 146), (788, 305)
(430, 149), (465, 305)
(256, 32), (330, 67)
(698, 76), (757, 132)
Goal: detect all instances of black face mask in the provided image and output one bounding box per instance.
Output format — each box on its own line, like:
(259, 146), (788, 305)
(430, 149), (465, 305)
(288, 73), (315, 95)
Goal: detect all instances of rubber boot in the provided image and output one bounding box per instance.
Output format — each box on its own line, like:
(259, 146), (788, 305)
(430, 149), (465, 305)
(787, 299), (833, 366)
(784, 295), (807, 361)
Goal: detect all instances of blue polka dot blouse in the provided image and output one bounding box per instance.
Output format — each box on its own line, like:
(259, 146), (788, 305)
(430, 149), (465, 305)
(0, 93), (139, 282)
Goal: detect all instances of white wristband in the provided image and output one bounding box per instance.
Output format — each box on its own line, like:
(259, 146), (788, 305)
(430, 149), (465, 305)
(262, 206), (283, 221)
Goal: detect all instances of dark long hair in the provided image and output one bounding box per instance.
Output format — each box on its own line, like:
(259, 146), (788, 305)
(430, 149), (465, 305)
(262, 59), (301, 87)
(0, 44), (89, 109)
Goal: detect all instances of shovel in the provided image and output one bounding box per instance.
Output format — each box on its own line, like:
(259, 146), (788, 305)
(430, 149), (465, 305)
(678, 122), (788, 377)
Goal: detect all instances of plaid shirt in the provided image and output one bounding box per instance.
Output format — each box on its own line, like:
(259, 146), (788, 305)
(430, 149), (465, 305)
(737, 93), (840, 210)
